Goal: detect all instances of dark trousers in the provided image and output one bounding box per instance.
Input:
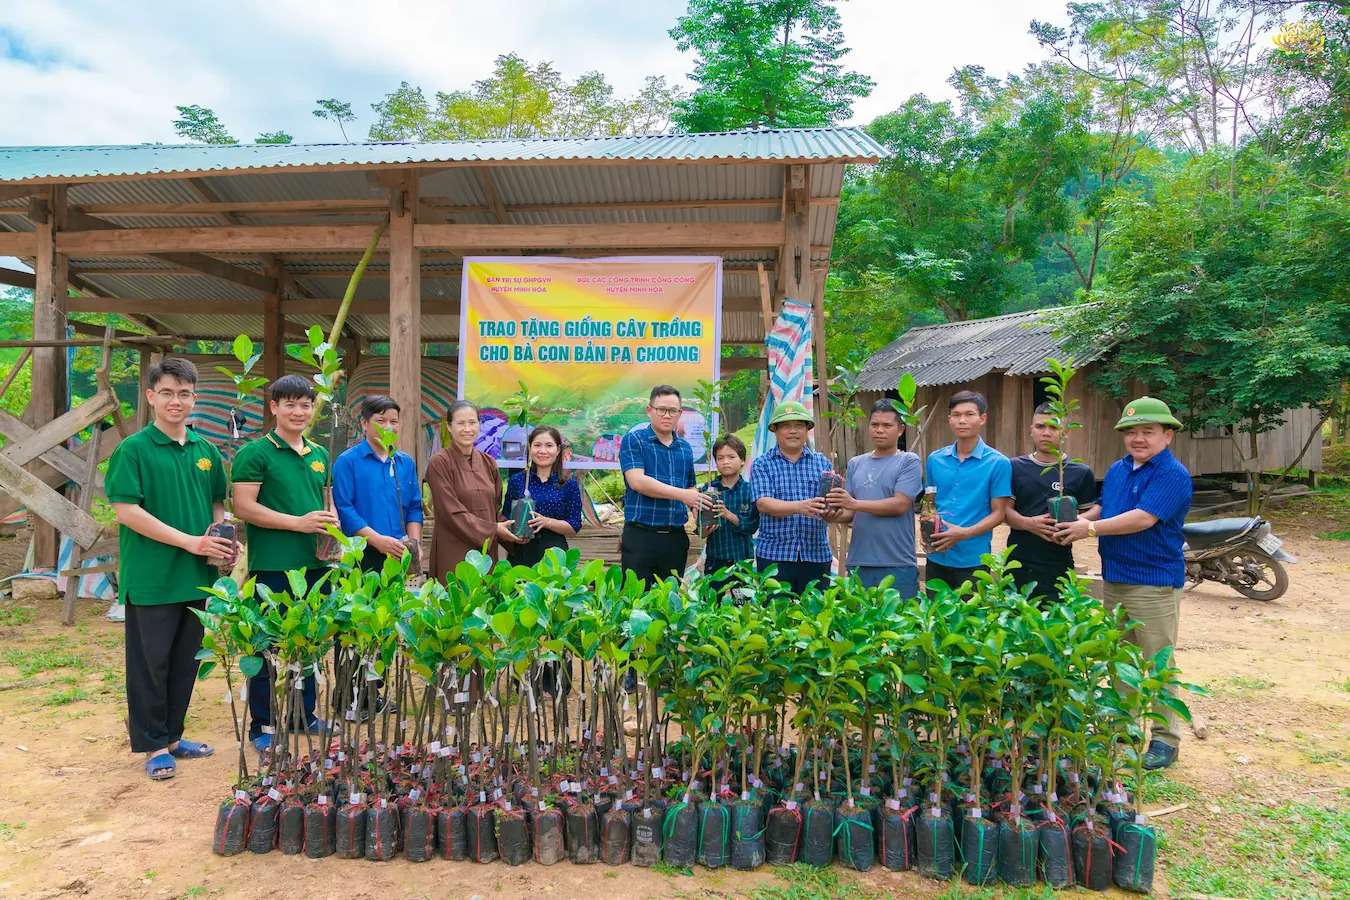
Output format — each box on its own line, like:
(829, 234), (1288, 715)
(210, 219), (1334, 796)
(703, 556), (741, 599)
(924, 561), (984, 593)
(246, 568), (326, 738)
(125, 599), (205, 753)
(756, 557), (832, 596)
(1011, 561), (1072, 604)
(620, 523), (690, 588)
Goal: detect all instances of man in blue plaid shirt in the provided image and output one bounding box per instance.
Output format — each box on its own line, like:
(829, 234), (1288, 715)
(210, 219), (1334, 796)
(620, 384), (713, 586)
(751, 400), (835, 595)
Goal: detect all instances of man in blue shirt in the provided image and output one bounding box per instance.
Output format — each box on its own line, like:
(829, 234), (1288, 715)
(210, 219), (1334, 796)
(751, 400), (835, 595)
(619, 384), (712, 586)
(1057, 396), (1192, 770)
(332, 395), (424, 573)
(924, 391), (1013, 589)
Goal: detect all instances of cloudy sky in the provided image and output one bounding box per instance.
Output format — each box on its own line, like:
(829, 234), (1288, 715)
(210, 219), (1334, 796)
(1, 0), (1070, 146)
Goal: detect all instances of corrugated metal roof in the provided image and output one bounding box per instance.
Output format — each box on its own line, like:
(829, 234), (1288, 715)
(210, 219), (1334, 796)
(0, 129), (884, 182)
(856, 305), (1106, 390)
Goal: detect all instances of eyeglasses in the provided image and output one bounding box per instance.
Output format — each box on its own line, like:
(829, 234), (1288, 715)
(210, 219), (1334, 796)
(649, 406), (682, 418)
(155, 390), (196, 402)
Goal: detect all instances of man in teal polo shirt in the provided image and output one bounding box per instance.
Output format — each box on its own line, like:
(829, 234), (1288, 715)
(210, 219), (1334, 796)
(107, 358), (235, 780)
(924, 390), (1013, 589)
(231, 374), (339, 753)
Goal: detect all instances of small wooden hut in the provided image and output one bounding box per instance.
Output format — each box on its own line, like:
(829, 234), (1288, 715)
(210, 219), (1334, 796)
(855, 307), (1323, 478)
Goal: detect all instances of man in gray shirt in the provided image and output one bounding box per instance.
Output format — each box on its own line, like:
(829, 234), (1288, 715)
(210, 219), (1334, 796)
(827, 399), (924, 597)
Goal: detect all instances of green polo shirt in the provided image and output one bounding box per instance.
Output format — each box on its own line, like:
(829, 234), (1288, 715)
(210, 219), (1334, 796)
(105, 424), (227, 606)
(231, 430), (330, 573)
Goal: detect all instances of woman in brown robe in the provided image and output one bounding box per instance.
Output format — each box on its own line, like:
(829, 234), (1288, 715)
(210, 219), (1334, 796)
(425, 400), (525, 582)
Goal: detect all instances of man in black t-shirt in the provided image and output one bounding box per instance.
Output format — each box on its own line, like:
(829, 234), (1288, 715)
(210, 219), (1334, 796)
(1005, 403), (1099, 602)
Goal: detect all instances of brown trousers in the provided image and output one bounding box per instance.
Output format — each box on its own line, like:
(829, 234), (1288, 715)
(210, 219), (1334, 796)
(1104, 581), (1183, 749)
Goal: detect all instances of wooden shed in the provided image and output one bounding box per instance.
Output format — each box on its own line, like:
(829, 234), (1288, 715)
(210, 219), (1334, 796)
(855, 307), (1324, 478)
(0, 128), (884, 586)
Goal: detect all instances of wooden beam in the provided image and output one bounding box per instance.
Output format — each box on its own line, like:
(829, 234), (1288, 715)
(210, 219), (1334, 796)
(810, 268), (831, 462)
(0, 266), (35, 290)
(59, 224), (391, 255)
(262, 260), (285, 431)
(721, 355), (768, 373)
(30, 185), (68, 567)
(415, 222), (785, 251)
(0, 186), (36, 203)
(389, 174), (422, 469)
(756, 262), (773, 335)
(0, 453), (102, 549)
(0, 390), (117, 474)
(66, 296), (461, 317)
(0, 232), (36, 256)
(68, 196), (839, 218)
(780, 164), (811, 302)
(475, 168), (510, 224)
(0, 407), (115, 507)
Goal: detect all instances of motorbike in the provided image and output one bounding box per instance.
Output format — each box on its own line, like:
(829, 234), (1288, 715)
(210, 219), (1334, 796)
(1182, 516), (1297, 602)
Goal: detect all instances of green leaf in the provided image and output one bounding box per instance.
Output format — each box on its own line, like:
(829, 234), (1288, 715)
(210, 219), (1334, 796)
(231, 334), (254, 364)
(519, 608), (539, 629)
(239, 656), (264, 678)
(628, 609), (652, 637)
(901, 673), (927, 692)
(491, 610), (515, 639)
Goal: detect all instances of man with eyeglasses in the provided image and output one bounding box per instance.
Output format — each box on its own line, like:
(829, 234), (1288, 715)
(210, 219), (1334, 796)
(106, 357), (236, 781)
(619, 384), (713, 586)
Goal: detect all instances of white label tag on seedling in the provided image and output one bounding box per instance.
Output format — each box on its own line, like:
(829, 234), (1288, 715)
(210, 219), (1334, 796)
(493, 788), (503, 801)
(929, 792), (939, 803)
(966, 793), (975, 803)
(410, 764), (421, 776)
(349, 792), (362, 805)
(262, 776), (273, 786)
(479, 791), (487, 803)
(795, 782), (804, 792)
(1009, 803), (1022, 814)
(600, 768), (608, 777)
(1049, 792), (1058, 803)
(625, 790), (634, 801)
(940, 771), (950, 782)
(742, 791), (751, 801)
(337, 751), (346, 761)
(683, 793), (691, 803)
(234, 790), (249, 802)
(486, 692), (498, 708)
(454, 692), (469, 704)
(818, 771), (827, 781)
(1070, 773), (1080, 783)
(559, 780), (570, 793)
(428, 741), (441, 753)
(609, 775), (618, 785)
(785, 800), (797, 811)
(503, 801), (511, 811)
(651, 766), (663, 778)
(991, 760), (1002, 770)
(970, 808), (983, 819)
(847, 798), (855, 808)
(644, 808), (652, 819)
(260, 726), (274, 735)
(868, 764), (876, 774)
(930, 807), (942, 818)
(401, 718), (410, 729)
(268, 788), (282, 802)
(860, 787), (871, 797)
(380, 798), (388, 809)
(457, 764), (466, 775)
(317, 795), (328, 806)
(409, 789), (421, 801)
(897, 788), (908, 799)
(1135, 813), (1148, 825)
(583, 730), (591, 740)
(471, 752), (480, 764)
(903, 777), (913, 786)
(531, 787), (539, 797)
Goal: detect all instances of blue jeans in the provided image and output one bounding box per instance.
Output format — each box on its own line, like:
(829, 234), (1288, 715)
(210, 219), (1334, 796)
(851, 565), (920, 598)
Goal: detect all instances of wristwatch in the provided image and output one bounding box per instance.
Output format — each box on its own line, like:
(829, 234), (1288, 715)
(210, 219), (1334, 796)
(1087, 520), (1097, 538)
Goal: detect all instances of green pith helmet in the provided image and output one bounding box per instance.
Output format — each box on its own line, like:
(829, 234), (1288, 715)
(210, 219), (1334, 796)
(1115, 396), (1182, 430)
(768, 400), (813, 429)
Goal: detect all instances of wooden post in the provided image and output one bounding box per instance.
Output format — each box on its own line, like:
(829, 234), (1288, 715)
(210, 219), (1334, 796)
(261, 261), (286, 432)
(389, 173), (422, 471)
(31, 184), (68, 568)
(136, 348), (151, 429)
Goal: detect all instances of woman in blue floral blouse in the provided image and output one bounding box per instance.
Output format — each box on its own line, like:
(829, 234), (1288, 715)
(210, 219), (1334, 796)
(500, 425), (583, 567)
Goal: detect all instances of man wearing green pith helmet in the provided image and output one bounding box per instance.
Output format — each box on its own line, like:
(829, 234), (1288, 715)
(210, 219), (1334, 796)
(1057, 396), (1192, 770)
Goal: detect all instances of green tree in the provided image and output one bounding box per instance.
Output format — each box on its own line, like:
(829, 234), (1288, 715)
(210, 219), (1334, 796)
(312, 98), (357, 141)
(254, 130), (293, 144)
(1062, 146), (1350, 508)
(172, 105), (238, 144)
(668, 0), (873, 130)
(368, 82), (433, 141)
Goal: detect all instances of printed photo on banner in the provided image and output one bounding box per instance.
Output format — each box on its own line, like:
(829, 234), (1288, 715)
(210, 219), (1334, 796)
(458, 256), (722, 469)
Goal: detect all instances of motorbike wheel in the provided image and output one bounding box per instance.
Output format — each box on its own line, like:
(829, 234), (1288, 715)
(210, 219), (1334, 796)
(1228, 551), (1288, 602)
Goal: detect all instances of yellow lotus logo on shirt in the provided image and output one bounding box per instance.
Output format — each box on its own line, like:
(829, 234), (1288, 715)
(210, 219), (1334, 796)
(196, 458), (212, 471)
(311, 460), (325, 473)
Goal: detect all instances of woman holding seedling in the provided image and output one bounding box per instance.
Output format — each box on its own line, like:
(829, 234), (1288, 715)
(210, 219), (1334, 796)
(425, 399), (525, 582)
(500, 424), (583, 567)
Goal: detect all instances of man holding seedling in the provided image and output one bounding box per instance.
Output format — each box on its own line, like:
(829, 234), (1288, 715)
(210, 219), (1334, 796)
(1006, 402), (1099, 603)
(826, 399), (923, 598)
(108, 357), (235, 780)
(620, 384), (712, 585)
(922, 391), (1013, 590)
(751, 400), (835, 595)
(1056, 396), (1192, 770)
(332, 395), (423, 574)
(231, 374), (339, 754)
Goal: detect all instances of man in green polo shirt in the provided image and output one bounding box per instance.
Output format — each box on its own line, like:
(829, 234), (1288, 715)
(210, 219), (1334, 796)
(231, 374), (339, 753)
(107, 357), (235, 781)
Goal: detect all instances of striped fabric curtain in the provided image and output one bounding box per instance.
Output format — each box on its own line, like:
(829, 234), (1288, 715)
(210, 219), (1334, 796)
(752, 297), (815, 461)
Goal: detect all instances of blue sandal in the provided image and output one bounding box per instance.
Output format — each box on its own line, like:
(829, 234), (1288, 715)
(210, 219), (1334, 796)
(146, 752), (176, 780)
(170, 740), (214, 759)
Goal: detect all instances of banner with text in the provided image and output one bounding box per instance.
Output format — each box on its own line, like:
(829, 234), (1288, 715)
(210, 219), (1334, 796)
(459, 256), (722, 469)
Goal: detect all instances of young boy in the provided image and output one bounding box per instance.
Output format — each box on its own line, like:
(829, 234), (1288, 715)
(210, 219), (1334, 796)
(702, 435), (759, 584)
(230, 374), (339, 753)
(107, 357), (234, 780)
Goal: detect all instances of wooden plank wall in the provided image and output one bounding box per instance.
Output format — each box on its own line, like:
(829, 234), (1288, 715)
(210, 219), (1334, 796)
(869, 365), (1323, 478)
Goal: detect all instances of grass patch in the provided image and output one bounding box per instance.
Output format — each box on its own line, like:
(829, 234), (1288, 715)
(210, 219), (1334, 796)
(1315, 528), (1350, 540)
(0, 605), (35, 627)
(2, 646), (86, 678)
(1303, 748), (1346, 766)
(652, 859), (693, 877)
(1334, 678), (1350, 694)
(1224, 674), (1276, 694)
(1165, 800), (1350, 899)
(42, 686), (89, 706)
(746, 863), (897, 900)
(1140, 773), (1202, 806)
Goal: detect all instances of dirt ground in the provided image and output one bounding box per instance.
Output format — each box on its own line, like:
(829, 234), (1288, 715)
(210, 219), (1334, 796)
(0, 502), (1347, 900)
